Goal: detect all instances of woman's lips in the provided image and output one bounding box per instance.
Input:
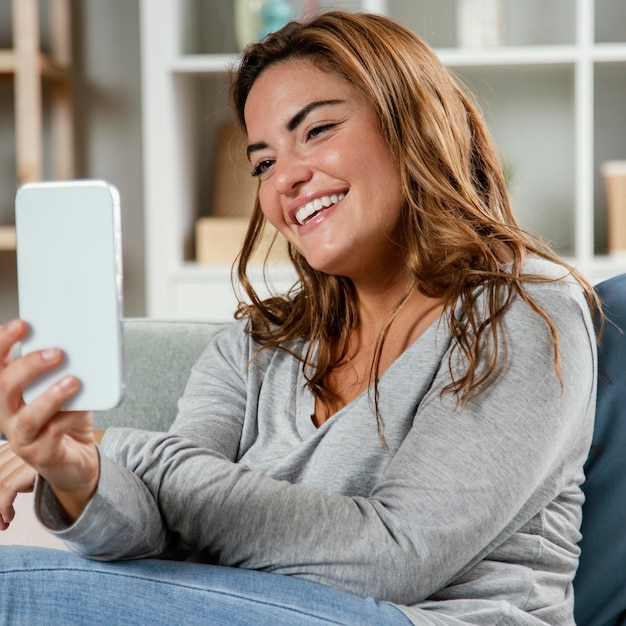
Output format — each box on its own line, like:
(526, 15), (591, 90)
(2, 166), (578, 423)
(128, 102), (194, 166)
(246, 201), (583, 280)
(294, 192), (346, 226)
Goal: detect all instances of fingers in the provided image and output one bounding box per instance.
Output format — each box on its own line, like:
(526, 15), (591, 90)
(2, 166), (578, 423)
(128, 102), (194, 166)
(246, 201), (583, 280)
(0, 319), (27, 369)
(0, 460), (36, 529)
(0, 446), (36, 494)
(0, 321), (96, 523)
(10, 375), (81, 451)
(0, 348), (67, 417)
(0, 319), (27, 349)
(0, 441), (37, 530)
(0, 320), (71, 434)
(8, 405), (96, 501)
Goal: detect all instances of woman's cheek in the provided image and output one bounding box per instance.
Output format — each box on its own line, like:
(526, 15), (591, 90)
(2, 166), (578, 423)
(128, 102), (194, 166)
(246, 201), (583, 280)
(258, 191), (286, 233)
(257, 189), (274, 221)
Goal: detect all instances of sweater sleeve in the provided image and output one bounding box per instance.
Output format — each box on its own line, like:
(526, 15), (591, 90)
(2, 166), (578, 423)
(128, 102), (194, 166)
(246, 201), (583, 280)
(37, 281), (596, 608)
(35, 453), (174, 560)
(34, 321), (255, 560)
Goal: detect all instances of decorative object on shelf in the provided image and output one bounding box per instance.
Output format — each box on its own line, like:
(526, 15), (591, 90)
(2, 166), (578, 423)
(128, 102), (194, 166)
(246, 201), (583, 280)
(456, 0), (505, 48)
(602, 161), (626, 254)
(212, 124), (258, 219)
(301, 0), (320, 21)
(259, 0), (295, 40)
(234, 0), (263, 50)
(234, 0), (295, 50)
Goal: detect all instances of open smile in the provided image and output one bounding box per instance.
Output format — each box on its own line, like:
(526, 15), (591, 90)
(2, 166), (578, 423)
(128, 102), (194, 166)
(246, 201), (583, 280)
(294, 192), (346, 226)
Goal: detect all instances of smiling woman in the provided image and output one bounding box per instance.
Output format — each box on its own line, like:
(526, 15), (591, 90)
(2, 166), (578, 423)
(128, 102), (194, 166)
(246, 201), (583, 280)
(0, 10), (600, 626)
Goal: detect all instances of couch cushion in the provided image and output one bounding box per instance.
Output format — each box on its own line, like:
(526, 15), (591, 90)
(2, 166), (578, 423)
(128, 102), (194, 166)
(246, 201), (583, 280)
(574, 274), (626, 626)
(93, 319), (226, 432)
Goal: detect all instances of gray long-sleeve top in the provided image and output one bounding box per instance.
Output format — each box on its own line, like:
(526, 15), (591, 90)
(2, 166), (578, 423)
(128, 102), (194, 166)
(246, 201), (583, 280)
(36, 258), (597, 625)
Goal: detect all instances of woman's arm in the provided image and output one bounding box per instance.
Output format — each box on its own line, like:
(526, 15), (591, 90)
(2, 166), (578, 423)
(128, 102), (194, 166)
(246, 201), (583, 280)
(56, 282), (595, 604)
(35, 322), (254, 560)
(36, 453), (173, 560)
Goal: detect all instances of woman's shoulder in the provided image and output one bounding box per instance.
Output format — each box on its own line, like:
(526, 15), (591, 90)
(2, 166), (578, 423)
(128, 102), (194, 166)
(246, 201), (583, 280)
(518, 256), (590, 307)
(520, 255), (568, 278)
(203, 316), (307, 369)
(499, 256), (595, 342)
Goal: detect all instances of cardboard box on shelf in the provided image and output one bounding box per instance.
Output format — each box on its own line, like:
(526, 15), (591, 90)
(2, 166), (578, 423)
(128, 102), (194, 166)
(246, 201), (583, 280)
(602, 161), (626, 254)
(202, 124), (289, 265)
(0, 226), (16, 251)
(195, 217), (289, 265)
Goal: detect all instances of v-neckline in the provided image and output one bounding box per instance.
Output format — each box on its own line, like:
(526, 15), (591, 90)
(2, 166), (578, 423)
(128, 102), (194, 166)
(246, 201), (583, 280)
(295, 313), (444, 436)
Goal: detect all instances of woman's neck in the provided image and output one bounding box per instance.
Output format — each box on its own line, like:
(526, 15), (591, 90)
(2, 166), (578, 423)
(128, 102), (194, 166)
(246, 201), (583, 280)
(312, 282), (445, 427)
(350, 285), (444, 361)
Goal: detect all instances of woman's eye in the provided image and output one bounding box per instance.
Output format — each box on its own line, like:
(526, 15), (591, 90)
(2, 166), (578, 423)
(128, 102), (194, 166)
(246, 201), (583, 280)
(251, 159), (274, 178)
(306, 124), (335, 140)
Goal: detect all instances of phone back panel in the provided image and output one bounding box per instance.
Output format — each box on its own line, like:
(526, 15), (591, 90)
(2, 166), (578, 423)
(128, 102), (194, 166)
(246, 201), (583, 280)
(15, 180), (124, 410)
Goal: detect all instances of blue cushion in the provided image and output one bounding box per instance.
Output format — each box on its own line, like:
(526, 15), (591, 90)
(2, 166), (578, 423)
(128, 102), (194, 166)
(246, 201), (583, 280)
(574, 274), (626, 626)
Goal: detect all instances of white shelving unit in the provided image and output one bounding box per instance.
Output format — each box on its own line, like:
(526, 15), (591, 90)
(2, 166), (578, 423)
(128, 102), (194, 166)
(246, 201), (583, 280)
(140, 0), (626, 320)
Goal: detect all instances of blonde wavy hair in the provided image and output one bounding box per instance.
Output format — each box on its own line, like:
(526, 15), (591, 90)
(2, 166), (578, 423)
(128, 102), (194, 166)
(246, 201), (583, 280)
(230, 11), (597, 425)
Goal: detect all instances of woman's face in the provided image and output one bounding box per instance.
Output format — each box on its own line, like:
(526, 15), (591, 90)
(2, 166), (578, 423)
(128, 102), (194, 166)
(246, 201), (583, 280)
(244, 59), (405, 287)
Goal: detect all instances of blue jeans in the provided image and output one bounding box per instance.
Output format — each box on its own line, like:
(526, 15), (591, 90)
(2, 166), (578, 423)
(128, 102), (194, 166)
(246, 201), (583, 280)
(1, 546), (412, 625)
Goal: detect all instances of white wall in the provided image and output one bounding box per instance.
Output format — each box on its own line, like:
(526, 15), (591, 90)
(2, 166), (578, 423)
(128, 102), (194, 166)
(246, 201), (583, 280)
(0, 0), (145, 320)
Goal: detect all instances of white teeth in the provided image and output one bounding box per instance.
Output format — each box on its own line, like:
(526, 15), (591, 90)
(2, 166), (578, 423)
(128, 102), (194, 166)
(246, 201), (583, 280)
(295, 193), (345, 225)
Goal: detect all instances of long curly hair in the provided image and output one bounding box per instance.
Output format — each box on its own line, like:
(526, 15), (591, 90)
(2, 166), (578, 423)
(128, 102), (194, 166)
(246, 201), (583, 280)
(229, 11), (596, 426)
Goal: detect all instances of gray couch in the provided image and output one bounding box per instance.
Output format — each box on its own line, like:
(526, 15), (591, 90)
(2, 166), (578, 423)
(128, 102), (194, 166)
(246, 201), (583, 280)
(92, 318), (226, 432)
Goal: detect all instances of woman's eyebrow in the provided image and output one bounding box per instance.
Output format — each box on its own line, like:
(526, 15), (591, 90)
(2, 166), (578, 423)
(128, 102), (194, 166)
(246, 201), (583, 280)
(286, 99), (344, 131)
(247, 141), (268, 160)
(247, 99), (344, 160)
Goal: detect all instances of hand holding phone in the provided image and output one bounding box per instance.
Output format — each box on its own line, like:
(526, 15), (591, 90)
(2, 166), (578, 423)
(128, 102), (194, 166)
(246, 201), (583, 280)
(0, 317), (100, 523)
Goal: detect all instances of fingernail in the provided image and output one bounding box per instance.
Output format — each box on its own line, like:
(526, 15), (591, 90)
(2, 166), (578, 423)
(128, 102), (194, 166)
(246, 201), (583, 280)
(58, 376), (78, 391)
(7, 320), (23, 335)
(41, 349), (61, 362)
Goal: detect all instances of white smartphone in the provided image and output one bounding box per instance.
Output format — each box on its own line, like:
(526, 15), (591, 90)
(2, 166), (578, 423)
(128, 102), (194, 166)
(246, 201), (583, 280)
(15, 180), (124, 411)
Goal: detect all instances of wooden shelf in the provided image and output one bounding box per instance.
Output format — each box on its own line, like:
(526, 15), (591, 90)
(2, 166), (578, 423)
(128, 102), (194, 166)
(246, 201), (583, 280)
(0, 0), (74, 265)
(0, 49), (71, 82)
(0, 226), (16, 251)
(0, 50), (15, 74)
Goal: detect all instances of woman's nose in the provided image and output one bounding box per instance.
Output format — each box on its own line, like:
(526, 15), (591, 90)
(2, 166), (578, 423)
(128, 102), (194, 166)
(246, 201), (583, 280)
(273, 154), (313, 195)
